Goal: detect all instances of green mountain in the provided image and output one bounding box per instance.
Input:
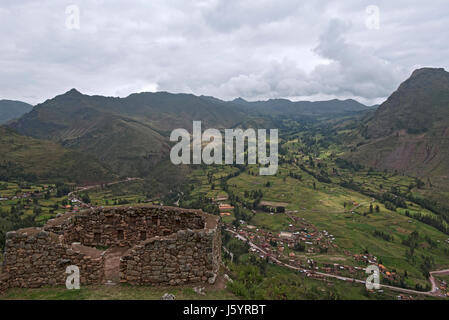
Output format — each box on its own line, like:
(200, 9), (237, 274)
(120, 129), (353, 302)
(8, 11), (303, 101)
(0, 126), (114, 184)
(366, 68), (449, 139)
(0, 100), (33, 124)
(346, 68), (449, 200)
(9, 89), (371, 177)
(230, 97), (373, 119)
(8, 89), (246, 176)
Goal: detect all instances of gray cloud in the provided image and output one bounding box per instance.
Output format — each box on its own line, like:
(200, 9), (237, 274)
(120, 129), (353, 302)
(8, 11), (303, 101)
(0, 0), (448, 105)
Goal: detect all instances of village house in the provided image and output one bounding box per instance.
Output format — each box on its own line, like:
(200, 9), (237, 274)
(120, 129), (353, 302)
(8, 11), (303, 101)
(219, 204), (234, 212)
(279, 231), (293, 239)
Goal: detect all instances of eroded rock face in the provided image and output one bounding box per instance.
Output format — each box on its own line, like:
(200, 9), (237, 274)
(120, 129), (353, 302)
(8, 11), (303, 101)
(0, 205), (221, 293)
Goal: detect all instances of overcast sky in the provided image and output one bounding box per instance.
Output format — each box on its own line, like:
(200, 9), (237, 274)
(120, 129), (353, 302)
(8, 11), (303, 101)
(1, 0), (448, 106)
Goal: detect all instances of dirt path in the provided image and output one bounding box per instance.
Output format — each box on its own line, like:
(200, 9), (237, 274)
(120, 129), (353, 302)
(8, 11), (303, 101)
(69, 177), (143, 197)
(346, 198), (375, 213)
(103, 246), (130, 284)
(68, 177), (143, 206)
(429, 269), (449, 296)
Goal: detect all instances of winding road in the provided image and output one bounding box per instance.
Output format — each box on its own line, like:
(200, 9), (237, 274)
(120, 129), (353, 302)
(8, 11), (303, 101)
(68, 177), (143, 203)
(225, 228), (449, 298)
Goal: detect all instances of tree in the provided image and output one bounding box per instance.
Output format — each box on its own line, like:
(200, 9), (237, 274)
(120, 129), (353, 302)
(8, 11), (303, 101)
(33, 206), (42, 215)
(294, 242), (305, 252)
(420, 256), (434, 277)
(416, 179), (425, 189)
(81, 193), (91, 204)
(308, 155), (315, 168)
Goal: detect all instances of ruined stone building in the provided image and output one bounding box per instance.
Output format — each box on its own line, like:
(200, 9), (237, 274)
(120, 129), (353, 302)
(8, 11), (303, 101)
(0, 205), (221, 293)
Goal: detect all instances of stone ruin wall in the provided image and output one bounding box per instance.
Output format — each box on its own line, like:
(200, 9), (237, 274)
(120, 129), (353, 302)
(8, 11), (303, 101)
(0, 205), (221, 293)
(120, 227), (221, 285)
(0, 229), (104, 292)
(46, 206), (206, 247)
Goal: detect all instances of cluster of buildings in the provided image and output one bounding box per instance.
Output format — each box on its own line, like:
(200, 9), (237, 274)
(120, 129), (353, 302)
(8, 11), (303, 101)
(227, 214), (400, 283)
(434, 277), (449, 297)
(229, 218), (336, 268)
(0, 192), (33, 201)
(67, 196), (94, 212)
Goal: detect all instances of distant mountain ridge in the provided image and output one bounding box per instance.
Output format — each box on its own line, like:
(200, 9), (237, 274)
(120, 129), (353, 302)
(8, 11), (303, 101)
(229, 97), (373, 118)
(0, 100), (33, 124)
(9, 89), (371, 177)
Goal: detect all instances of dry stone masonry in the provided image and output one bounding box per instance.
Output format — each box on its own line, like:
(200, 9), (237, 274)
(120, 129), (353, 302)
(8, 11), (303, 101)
(0, 205), (221, 293)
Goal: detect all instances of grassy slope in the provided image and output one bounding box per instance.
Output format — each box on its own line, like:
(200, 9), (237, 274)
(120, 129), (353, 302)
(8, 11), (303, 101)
(0, 126), (114, 184)
(227, 168), (448, 287)
(184, 128), (449, 291)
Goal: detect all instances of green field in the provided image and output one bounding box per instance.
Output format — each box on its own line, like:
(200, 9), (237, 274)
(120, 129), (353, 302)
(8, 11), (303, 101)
(179, 129), (449, 293)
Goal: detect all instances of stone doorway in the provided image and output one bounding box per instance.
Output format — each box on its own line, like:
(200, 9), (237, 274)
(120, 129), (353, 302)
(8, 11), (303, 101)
(103, 246), (130, 284)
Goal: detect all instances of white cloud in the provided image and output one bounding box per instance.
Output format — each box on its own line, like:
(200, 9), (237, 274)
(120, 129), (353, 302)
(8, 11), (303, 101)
(0, 0), (448, 105)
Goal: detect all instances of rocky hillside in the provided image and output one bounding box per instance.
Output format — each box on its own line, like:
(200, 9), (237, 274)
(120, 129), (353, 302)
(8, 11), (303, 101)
(348, 67), (449, 180)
